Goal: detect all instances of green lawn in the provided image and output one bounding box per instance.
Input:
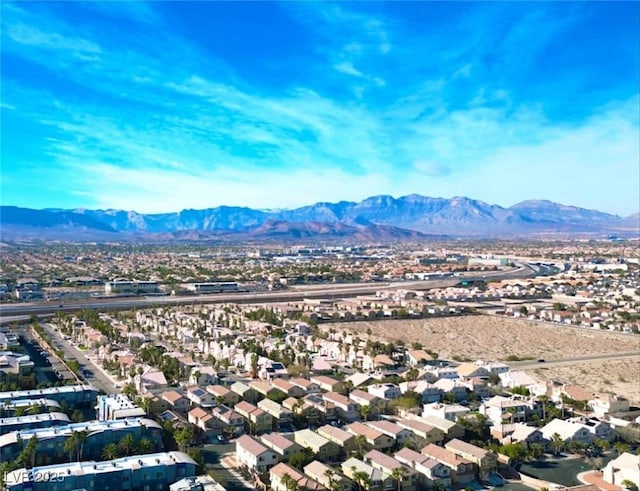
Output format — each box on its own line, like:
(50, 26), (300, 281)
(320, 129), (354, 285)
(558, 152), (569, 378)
(518, 455), (614, 487)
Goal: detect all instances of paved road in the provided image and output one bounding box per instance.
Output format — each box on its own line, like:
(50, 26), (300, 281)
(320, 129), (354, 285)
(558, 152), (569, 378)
(201, 443), (252, 491)
(0, 266), (537, 319)
(510, 351), (640, 370)
(37, 322), (117, 393)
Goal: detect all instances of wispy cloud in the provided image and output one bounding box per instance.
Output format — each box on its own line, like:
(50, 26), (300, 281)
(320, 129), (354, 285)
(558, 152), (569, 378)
(1, 2), (638, 215)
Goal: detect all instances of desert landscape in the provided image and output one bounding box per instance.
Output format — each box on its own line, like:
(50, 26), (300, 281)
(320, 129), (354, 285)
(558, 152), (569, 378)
(322, 315), (640, 403)
(531, 358), (640, 404)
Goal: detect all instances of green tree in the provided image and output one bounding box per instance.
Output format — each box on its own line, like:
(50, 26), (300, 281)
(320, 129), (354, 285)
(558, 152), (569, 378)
(102, 443), (120, 460)
(551, 433), (564, 456)
(118, 433), (137, 457)
(360, 405), (371, 422)
(174, 426), (194, 452)
(281, 472), (300, 491)
(391, 466), (406, 491)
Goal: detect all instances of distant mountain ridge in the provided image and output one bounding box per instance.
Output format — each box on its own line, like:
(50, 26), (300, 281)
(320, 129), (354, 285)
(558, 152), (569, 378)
(1, 194), (638, 240)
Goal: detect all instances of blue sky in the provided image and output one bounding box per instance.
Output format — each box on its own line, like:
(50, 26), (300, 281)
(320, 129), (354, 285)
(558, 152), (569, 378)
(1, 1), (638, 215)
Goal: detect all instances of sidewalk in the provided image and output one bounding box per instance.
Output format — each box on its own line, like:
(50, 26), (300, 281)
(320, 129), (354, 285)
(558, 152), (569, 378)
(577, 471), (622, 491)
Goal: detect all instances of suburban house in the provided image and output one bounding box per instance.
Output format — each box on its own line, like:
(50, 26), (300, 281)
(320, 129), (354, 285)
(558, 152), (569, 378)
(230, 382), (262, 404)
(289, 377), (320, 394)
(258, 398), (293, 428)
(422, 403), (470, 422)
(206, 385), (240, 406)
(349, 389), (385, 413)
(260, 433), (304, 461)
(420, 444), (475, 485)
(317, 424), (358, 455)
(366, 420), (413, 447)
(272, 378), (307, 398)
(187, 407), (216, 433)
(364, 449), (416, 491)
(420, 415), (465, 440)
(161, 391), (190, 413)
(341, 457), (393, 491)
(236, 435), (279, 475)
(322, 392), (360, 422)
(186, 386), (217, 408)
(394, 447), (451, 488)
(396, 419), (445, 445)
(293, 429), (341, 462)
(304, 460), (352, 491)
(211, 405), (245, 436)
(345, 422), (394, 452)
(235, 401), (273, 435)
(310, 375), (345, 394)
(445, 439), (497, 481)
(270, 462), (324, 491)
(368, 383), (402, 400)
(540, 418), (592, 445)
(602, 452), (640, 488)
(283, 397), (321, 424)
(480, 396), (532, 426)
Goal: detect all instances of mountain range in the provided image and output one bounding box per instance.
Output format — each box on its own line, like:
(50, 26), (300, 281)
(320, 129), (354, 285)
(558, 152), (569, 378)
(1, 195), (638, 241)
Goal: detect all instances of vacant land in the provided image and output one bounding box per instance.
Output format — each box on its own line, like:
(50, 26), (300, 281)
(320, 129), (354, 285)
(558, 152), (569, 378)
(322, 315), (640, 402)
(531, 358), (640, 404)
(323, 315), (640, 361)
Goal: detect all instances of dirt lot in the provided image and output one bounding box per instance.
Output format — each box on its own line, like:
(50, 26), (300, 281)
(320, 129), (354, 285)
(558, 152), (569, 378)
(322, 315), (640, 402)
(322, 315), (640, 361)
(531, 358), (640, 404)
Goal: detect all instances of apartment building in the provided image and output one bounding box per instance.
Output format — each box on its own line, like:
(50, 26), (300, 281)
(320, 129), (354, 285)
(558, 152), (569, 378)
(0, 412), (70, 436)
(5, 451), (197, 491)
(0, 418), (163, 466)
(0, 385), (98, 408)
(97, 394), (145, 420)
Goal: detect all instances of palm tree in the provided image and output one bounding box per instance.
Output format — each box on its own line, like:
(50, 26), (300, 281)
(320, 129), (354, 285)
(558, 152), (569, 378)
(75, 430), (89, 462)
(360, 405), (371, 422)
(391, 466), (407, 491)
(355, 434), (367, 455)
(324, 468), (341, 491)
(118, 433), (136, 457)
(551, 433), (564, 456)
(138, 437), (155, 454)
(102, 443), (119, 460)
(351, 468), (371, 491)
(281, 472), (300, 491)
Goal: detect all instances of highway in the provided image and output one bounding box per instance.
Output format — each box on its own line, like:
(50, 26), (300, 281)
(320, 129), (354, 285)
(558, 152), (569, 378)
(0, 265), (538, 320)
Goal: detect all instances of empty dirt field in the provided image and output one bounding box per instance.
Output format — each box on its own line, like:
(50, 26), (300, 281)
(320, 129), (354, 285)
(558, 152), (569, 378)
(323, 315), (640, 402)
(323, 315), (640, 363)
(531, 358), (640, 404)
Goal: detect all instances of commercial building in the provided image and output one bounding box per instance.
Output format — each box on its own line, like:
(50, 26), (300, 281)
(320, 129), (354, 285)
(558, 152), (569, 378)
(105, 280), (159, 295)
(5, 451), (197, 491)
